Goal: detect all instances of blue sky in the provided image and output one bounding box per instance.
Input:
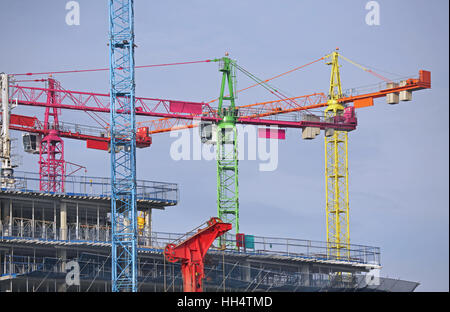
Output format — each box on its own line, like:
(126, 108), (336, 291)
(1, 0), (448, 291)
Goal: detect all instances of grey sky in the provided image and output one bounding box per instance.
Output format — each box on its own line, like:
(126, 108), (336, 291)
(0, 0), (448, 291)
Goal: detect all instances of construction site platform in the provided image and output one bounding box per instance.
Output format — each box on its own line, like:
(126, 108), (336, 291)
(1, 171), (178, 209)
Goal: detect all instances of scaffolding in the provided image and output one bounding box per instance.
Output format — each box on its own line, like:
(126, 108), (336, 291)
(0, 180), (421, 292)
(0, 248), (417, 292)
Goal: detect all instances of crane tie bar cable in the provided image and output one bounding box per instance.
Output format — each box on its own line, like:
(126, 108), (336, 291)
(135, 57), (326, 127)
(12, 59), (213, 76)
(337, 53), (393, 83)
(207, 56), (326, 104)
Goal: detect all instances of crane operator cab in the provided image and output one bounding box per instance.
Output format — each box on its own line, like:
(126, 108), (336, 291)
(22, 133), (42, 154)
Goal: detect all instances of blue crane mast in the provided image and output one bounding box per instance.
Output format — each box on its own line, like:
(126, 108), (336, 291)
(108, 0), (137, 292)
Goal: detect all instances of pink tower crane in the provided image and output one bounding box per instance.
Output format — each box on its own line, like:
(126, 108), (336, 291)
(39, 77), (65, 193)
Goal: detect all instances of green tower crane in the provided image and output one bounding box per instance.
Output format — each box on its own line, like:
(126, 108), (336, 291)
(215, 53), (239, 247)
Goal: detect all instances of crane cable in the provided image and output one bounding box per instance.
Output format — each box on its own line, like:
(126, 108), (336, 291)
(11, 59), (213, 77)
(206, 56), (325, 104)
(135, 57), (325, 127)
(234, 63), (301, 109)
(135, 57), (326, 127)
(337, 53), (393, 83)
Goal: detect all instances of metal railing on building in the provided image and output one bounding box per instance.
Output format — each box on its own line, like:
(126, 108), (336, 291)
(0, 223), (380, 266)
(3, 171), (178, 203)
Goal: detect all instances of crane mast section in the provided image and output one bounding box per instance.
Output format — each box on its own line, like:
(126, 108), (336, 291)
(216, 57), (239, 247)
(109, 0), (137, 292)
(324, 51), (350, 261)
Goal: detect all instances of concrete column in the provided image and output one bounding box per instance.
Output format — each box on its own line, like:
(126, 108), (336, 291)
(123, 214), (129, 228)
(31, 201), (35, 238)
(1, 200), (7, 232)
(9, 248), (13, 275)
(300, 264), (311, 287)
(76, 203), (79, 239)
(19, 204), (23, 237)
(42, 204), (45, 239)
(243, 261), (251, 282)
(145, 209), (152, 246)
(60, 202), (67, 240)
(96, 205), (100, 241)
(57, 248), (67, 292)
(8, 199), (12, 235)
(0, 200), (3, 235)
(57, 283), (67, 292)
(53, 202), (56, 239)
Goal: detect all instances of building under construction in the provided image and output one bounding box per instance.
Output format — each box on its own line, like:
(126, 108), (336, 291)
(0, 1), (431, 293)
(0, 172), (419, 292)
(0, 54), (430, 293)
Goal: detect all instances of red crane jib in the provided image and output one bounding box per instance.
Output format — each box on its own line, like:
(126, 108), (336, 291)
(164, 217), (232, 292)
(7, 84), (359, 131)
(5, 113), (152, 151)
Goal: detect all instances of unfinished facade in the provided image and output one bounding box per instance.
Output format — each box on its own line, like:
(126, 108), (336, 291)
(0, 172), (418, 292)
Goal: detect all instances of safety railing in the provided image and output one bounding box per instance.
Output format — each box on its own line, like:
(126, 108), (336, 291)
(144, 231), (380, 265)
(0, 225), (380, 266)
(3, 171), (178, 203)
(57, 121), (108, 139)
(341, 74), (419, 98)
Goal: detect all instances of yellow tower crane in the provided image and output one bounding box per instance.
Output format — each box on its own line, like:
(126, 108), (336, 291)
(324, 50), (350, 261)
(322, 49), (431, 262)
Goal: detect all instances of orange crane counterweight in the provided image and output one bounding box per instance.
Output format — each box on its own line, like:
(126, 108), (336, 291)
(164, 217), (232, 292)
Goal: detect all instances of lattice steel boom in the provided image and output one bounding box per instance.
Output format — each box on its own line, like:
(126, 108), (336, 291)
(216, 55), (239, 247)
(109, 0), (138, 292)
(39, 78), (65, 193)
(324, 50), (350, 260)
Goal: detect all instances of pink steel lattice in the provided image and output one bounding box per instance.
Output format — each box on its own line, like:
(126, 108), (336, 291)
(39, 78), (65, 193)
